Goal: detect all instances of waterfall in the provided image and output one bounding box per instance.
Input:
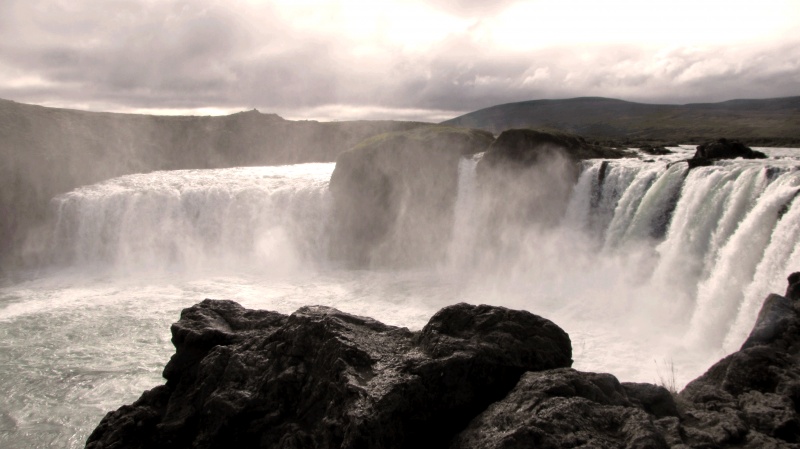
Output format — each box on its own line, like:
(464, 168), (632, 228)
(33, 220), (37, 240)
(46, 150), (800, 352)
(12, 147), (800, 449)
(446, 150), (800, 353)
(572, 156), (800, 352)
(445, 155), (480, 270)
(49, 164), (334, 274)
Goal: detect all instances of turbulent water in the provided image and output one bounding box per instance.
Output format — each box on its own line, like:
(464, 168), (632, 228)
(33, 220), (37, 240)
(2, 148), (800, 448)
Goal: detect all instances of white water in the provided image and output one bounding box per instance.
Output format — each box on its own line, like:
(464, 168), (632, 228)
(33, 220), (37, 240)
(1, 148), (799, 448)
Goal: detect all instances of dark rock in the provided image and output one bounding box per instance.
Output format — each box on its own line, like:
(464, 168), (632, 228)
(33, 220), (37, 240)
(741, 294), (795, 349)
(451, 369), (669, 449)
(88, 274), (800, 449)
(86, 301), (572, 449)
(639, 144), (673, 155)
(328, 126), (493, 267)
(787, 272), (800, 301)
(622, 382), (680, 418)
(473, 129), (631, 231)
(686, 157), (714, 169)
(679, 138), (768, 171)
(677, 275), (800, 446)
(478, 129), (631, 172)
(693, 138), (768, 160)
(418, 303), (573, 369)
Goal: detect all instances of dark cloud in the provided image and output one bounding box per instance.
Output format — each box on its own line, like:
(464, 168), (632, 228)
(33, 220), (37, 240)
(1, 0), (798, 121)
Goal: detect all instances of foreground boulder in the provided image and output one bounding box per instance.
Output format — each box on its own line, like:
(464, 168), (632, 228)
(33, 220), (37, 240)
(86, 301), (571, 449)
(87, 273), (800, 448)
(329, 126), (493, 267)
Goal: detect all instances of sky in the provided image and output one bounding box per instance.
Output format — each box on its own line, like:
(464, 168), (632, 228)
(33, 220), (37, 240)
(0, 0), (798, 122)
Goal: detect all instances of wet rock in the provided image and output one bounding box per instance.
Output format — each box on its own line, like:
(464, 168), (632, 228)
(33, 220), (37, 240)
(329, 126), (493, 267)
(686, 157), (714, 169)
(86, 301), (572, 449)
(478, 129), (631, 172)
(693, 138), (768, 160)
(473, 129), (630, 230)
(639, 144), (673, 155)
(679, 138), (768, 171)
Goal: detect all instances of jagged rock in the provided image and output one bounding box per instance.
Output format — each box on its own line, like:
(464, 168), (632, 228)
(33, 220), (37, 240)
(328, 126), (493, 267)
(677, 274), (800, 447)
(86, 300), (572, 449)
(741, 294), (796, 350)
(87, 275), (800, 449)
(451, 369), (669, 449)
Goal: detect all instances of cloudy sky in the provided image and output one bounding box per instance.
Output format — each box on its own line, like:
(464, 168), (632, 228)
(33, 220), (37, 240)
(1, 0), (798, 122)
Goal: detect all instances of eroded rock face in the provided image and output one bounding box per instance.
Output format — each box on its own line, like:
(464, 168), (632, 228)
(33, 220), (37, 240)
(478, 129), (630, 171)
(473, 129), (632, 231)
(328, 126), (493, 267)
(86, 301), (572, 449)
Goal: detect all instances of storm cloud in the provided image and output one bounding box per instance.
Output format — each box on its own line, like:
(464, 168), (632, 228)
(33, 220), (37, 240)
(1, 0), (798, 121)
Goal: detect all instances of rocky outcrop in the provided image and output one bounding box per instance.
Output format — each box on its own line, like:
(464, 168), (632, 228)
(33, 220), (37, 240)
(85, 301), (572, 449)
(471, 129), (630, 231)
(681, 138), (769, 170)
(477, 129), (631, 172)
(676, 272), (800, 447)
(639, 144), (673, 155)
(87, 273), (800, 449)
(328, 126), (493, 267)
(693, 138), (768, 160)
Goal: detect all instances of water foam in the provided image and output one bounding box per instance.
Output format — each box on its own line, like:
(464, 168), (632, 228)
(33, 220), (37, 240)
(3, 149), (800, 448)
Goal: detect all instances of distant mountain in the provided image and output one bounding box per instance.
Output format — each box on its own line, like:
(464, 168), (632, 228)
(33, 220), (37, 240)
(441, 97), (800, 145)
(0, 98), (426, 273)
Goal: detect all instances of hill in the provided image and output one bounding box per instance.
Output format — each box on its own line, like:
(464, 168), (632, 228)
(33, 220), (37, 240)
(0, 99), (427, 274)
(441, 96), (800, 145)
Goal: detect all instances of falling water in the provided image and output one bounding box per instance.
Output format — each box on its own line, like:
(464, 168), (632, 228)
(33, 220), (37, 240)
(48, 164), (333, 274)
(2, 148), (800, 448)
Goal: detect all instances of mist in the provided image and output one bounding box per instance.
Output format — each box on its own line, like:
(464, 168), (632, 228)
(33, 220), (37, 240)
(1, 102), (799, 448)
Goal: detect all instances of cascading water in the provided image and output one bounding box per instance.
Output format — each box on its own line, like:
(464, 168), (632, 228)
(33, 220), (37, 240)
(1, 148), (800, 449)
(48, 164), (333, 274)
